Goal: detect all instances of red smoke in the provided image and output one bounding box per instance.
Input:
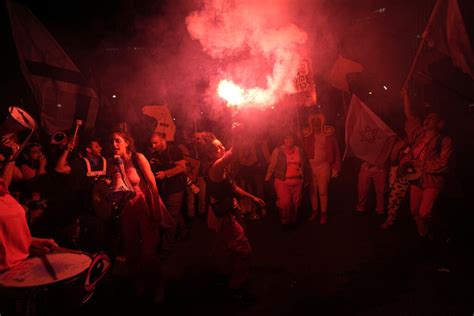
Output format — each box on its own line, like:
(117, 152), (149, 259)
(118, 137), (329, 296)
(186, 0), (308, 108)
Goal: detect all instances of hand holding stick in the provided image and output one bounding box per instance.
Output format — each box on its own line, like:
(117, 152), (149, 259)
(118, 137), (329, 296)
(70, 119), (83, 150)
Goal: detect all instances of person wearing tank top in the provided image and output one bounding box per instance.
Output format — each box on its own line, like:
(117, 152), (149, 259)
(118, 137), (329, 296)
(194, 131), (265, 304)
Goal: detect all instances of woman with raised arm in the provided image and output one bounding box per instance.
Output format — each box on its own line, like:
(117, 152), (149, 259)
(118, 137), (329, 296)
(194, 131), (265, 304)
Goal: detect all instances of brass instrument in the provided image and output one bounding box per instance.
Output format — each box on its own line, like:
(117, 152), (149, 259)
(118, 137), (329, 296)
(399, 160), (423, 182)
(50, 120), (83, 148)
(302, 113), (335, 137)
(51, 131), (68, 146)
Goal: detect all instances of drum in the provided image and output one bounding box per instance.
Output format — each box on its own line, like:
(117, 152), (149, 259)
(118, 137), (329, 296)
(0, 251), (110, 315)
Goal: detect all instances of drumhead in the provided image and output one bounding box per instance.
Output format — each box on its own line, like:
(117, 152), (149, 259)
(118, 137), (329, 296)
(0, 253), (92, 288)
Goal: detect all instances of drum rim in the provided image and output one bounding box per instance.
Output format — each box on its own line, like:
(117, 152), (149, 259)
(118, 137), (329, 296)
(0, 252), (92, 289)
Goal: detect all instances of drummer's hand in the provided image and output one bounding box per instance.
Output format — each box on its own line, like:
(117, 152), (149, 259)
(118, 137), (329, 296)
(31, 237), (58, 254)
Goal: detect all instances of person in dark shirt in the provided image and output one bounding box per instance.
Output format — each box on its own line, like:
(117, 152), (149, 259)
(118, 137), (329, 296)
(194, 131), (265, 305)
(55, 137), (108, 251)
(147, 133), (188, 241)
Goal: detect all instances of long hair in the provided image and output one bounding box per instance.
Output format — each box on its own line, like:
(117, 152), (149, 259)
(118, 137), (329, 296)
(193, 131), (218, 163)
(111, 128), (136, 153)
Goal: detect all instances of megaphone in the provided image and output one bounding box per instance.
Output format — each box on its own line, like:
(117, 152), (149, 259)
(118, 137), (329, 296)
(0, 106), (37, 160)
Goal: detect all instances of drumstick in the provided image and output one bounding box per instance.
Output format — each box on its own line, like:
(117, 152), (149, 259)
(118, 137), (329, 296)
(40, 255), (58, 280)
(53, 246), (86, 255)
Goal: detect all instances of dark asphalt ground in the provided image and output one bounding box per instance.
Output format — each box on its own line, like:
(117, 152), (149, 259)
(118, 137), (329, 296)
(12, 160), (473, 316)
(77, 161), (474, 316)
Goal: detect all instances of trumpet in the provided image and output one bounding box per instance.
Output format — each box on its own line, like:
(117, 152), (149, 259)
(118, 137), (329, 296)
(399, 160), (423, 182)
(50, 120), (83, 149)
(50, 131), (68, 146)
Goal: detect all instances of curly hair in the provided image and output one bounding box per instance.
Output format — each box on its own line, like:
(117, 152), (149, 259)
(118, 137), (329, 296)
(193, 131), (218, 162)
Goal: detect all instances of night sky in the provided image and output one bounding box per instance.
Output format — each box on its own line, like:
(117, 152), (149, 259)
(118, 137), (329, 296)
(1, 0), (473, 123)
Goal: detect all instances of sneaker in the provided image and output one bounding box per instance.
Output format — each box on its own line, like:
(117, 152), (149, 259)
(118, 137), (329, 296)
(319, 213), (327, 225)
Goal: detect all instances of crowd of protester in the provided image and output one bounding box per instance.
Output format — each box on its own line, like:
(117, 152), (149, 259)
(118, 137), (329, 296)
(0, 88), (455, 308)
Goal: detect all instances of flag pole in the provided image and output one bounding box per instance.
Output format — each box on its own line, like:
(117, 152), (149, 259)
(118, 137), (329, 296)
(403, 37), (427, 89)
(403, 0), (442, 89)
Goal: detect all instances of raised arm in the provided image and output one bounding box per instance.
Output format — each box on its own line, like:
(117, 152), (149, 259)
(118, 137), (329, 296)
(54, 149), (72, 174)
(401, 87), (417, 122)
(209, 149), (233, 182)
